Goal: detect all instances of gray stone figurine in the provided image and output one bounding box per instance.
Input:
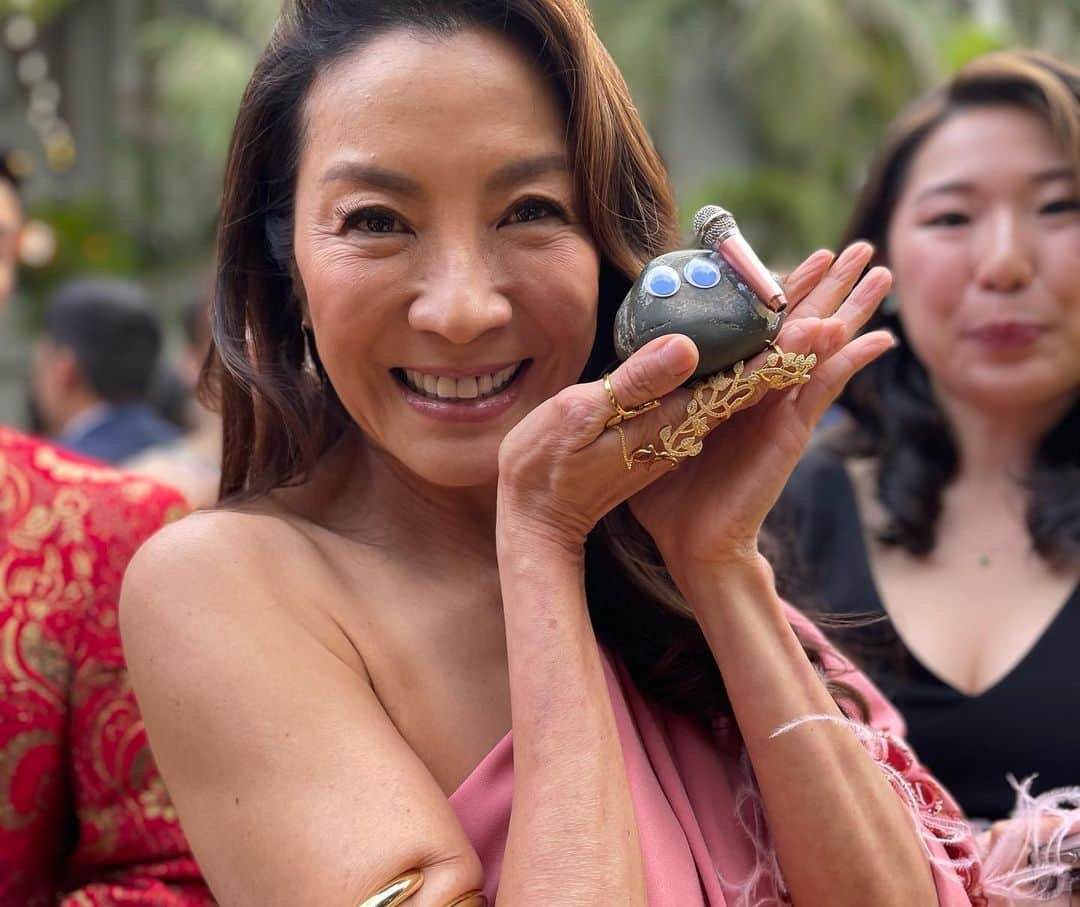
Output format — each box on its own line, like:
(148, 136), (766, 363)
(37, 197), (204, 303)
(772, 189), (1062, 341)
(614, 248), (784, 381)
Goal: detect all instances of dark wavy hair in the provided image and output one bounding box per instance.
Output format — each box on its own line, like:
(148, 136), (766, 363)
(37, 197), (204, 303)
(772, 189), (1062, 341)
(838, 50), (1080, 569)
(207, 0), (865, 728)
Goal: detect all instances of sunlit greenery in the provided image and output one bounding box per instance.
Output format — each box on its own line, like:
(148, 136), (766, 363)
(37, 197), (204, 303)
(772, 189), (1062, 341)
(12, 0), (1080, 299)
(592, 0), (1079, 259)
(0, 0), (75, 26)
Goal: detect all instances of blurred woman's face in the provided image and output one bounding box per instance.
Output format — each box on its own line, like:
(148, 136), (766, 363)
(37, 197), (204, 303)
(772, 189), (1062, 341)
(291, 27), (600, 488)
(887, 105), (1080, 415)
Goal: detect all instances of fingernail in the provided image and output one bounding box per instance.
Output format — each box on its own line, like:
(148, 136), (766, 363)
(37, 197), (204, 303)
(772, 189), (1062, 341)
(660, 336), (697, 376)
(888, 332), (900, 348)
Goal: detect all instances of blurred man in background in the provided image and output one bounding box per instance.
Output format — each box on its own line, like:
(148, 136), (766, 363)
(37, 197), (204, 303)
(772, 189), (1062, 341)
(127, 295), (222, 507)
(31, 276), (181, 464)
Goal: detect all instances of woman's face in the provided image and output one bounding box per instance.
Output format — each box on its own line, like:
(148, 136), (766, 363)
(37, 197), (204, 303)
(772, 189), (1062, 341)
(291, 27), (601, 488)
(886, 105), (1080, 414)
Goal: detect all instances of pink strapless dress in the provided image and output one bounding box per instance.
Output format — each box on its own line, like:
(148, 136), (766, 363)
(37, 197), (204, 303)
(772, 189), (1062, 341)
(449, 608), (982, 906)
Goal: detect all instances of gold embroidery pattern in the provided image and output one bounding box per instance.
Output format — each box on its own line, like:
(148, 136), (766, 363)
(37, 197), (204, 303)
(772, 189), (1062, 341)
(0, 728), (57, 829)
(0, 444), (32, 527)
(31, 445), (128, 486)
(0, 431), (209, 902)
(1, 618), (70, 709)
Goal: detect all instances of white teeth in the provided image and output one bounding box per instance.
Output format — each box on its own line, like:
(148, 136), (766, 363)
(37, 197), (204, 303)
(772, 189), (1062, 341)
(401, 363), (522, 400)
(493, 365), (516, 389)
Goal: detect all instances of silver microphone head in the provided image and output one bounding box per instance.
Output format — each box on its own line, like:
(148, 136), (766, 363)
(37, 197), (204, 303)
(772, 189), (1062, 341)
(693, 205), (738, 247)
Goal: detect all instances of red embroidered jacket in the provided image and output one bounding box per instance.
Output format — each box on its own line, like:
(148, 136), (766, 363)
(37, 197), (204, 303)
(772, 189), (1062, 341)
(0, 427), (214, 905)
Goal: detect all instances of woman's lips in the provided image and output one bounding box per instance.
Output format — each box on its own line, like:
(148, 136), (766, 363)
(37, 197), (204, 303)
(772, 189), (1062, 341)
(964, 322), (1046, 352)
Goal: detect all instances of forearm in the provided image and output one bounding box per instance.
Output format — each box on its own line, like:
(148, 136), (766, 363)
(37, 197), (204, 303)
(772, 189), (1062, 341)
(495, 533), (646, 907)
(676, 555), (938, 907)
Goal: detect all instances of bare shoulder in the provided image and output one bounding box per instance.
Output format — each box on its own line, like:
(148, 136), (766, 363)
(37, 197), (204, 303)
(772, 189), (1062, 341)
(124, 506), (327, 612)
(120, 504), (364, 685)
(119, 505), (482, 905)
(125, 505), (315, 586)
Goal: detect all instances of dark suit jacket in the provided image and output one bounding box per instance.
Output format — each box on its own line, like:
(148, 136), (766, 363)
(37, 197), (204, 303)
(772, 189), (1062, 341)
(56, 403), (182, 465)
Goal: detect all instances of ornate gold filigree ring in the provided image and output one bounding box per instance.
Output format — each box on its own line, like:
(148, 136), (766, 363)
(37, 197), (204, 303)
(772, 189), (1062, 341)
(602, 374), (661, 429)
(616, 344), (817, 472)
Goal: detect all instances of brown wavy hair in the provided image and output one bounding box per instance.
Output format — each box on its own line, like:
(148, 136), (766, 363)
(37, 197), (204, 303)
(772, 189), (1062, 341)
(838, 50), (1080, 569)
(208, 0), (864, 728)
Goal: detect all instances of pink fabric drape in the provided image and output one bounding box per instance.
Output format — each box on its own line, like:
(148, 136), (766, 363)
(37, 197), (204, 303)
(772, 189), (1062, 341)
(450, 606), (980, 906)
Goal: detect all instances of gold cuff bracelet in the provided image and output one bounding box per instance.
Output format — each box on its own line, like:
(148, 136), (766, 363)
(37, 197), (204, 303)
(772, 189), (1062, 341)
(356, 869), (487, 907)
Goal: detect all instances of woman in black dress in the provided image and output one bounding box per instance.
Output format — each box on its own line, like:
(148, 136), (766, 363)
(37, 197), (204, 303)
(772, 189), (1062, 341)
(773, 50), (1080, 830)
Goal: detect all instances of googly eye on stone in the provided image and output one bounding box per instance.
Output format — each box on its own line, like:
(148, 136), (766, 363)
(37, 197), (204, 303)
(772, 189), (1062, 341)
(644, 265), (681, 298)
(684, 257), (722, 289)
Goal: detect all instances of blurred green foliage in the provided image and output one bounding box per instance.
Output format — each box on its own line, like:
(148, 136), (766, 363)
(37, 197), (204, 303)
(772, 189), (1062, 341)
(12, 0), (276, 321)
(17, 198), (140, 328)
(13, 0), (1080, 299)
(0, 0), (75, 26)
(591, 0), (1078, 261)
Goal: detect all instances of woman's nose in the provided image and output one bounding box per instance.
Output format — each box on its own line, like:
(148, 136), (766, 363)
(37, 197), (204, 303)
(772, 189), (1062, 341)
(407, 243), (512, 344)
(973, 211), (1036, 294)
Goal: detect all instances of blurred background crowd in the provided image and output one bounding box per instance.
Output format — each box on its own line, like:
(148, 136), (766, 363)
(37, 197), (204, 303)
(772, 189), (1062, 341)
(1, 0), (1078, 507)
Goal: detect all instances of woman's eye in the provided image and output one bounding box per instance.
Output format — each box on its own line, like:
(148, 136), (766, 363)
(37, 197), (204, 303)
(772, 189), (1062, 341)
(506, 199), (565, 225)
(338, 206), (405, 234)
(1040, 197), (1080, 216)
(923, 211), (970, 228)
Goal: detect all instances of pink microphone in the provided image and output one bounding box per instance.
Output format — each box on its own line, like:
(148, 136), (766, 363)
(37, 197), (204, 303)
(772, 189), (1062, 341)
(693, 206), (788, 313)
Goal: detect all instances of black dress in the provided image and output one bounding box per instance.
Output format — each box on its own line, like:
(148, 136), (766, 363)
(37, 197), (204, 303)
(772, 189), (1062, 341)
(772, 445), (1080, 821)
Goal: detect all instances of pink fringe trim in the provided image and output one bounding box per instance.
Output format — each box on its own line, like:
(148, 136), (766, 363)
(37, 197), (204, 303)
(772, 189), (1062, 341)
(977, 775), (1080, 903)
(715, 748), (791, 906)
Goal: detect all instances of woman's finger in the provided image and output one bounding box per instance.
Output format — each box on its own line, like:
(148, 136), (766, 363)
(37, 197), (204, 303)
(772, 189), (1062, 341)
(562, 334), (699, 450)
(737, 315), (820, 376)
(832, 265), (893, 336)
(790, 330), (895, 425)
(781, 249), (835, 312)
(795, 241), (875, 320)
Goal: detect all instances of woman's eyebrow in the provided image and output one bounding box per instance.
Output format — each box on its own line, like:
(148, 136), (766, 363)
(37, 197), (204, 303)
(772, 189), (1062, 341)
(915, 166), (1077, 203)
(913, 179), (974, 203)
(319, 161), (423, 197)
(317, 153), (569, 196)
(485, 153), (569, 192)
(1031, 165), (1076, 186)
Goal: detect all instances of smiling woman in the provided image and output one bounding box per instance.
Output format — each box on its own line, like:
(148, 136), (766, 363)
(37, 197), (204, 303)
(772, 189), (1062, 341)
(118, 2), (983, 906)
(772, 52), (1080, 836)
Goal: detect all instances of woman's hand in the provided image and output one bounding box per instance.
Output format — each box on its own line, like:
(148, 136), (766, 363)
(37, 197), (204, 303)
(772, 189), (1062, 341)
(627, 241), (893, 582)
(496, 330), (701, 554)
(496, 241), (890, 569)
